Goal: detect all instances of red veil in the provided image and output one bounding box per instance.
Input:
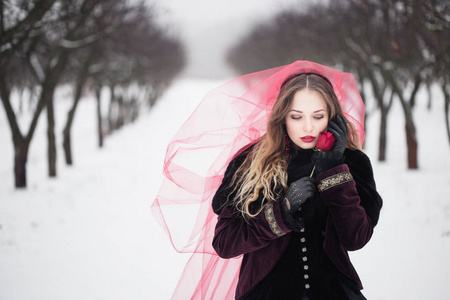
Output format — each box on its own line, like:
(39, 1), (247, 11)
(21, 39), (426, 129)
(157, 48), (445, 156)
(152, 61), (365, 299)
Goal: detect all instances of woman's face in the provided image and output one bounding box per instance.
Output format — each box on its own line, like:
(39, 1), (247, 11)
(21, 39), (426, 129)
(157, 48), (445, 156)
(284, 89), (329, 149)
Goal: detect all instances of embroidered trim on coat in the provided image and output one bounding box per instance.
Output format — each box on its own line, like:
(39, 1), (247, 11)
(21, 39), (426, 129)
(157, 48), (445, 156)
(264, 203), (286, 237)
(318, 171), (353, 192)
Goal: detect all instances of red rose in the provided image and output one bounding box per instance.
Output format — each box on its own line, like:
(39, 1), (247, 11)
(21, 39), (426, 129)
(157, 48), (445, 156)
(310, 132), (336, 177)
(315, 132), (335, 151)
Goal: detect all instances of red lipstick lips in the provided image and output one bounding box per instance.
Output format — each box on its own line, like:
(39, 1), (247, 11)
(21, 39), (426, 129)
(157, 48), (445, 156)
(300, 136), (316, 143)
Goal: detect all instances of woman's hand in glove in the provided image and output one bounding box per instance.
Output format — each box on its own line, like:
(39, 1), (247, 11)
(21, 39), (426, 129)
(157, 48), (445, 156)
(280, 176), (316, 231)
(284, 177), (316, 212)
(311, 115), (348, 174)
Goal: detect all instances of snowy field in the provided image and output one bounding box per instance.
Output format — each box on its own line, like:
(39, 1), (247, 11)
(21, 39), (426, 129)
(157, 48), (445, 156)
(1, 77), (450, 300)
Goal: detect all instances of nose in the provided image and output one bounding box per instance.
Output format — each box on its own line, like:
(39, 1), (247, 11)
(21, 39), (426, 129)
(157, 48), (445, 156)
(303, 118), (313, 133)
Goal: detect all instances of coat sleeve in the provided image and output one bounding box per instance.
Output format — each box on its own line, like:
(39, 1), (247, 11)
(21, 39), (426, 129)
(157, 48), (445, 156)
(211, 146), (291, 259)
(212, 201), (291, 259)
(314, 149), (383, 251)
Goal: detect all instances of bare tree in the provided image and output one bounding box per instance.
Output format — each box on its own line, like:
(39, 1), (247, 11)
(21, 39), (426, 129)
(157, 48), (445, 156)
(1, 0), (185, 187)
(227, 0), (438, 169)
(62, 47), (96, 165)
(0, 0), (57, 187)
(87, 2), (185, 144)
(414, 0), (450, 147)
(61, 1), (142, 164)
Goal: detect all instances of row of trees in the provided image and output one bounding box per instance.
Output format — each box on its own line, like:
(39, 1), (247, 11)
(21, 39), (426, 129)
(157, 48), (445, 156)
(227, 0), (450, 169)
(1, 0), (185, 188)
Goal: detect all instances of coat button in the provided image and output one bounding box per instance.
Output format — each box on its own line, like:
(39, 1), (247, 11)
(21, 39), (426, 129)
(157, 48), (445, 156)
(302, 247), (307, 252)
(305, 284), (310, 289)
(300, 237), (306, 243)
(302, 256), (308, 262)
(304, 274), (309, 279)
(304, 265), (309, 270)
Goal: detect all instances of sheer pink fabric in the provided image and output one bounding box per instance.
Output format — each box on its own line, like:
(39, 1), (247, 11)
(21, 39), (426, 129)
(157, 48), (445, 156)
(152, 61), (365, 299)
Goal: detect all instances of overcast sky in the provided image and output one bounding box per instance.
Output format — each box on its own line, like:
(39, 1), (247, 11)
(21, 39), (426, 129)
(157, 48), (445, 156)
(152, 0), (301, 78)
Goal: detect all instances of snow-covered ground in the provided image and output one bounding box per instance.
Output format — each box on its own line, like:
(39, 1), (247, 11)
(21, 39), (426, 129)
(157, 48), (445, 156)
(0, 77), (449, 300)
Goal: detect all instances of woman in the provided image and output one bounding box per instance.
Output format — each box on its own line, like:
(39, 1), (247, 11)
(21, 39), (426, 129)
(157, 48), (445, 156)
(153, 61), (382, 300)
(211, 73), (382, 299)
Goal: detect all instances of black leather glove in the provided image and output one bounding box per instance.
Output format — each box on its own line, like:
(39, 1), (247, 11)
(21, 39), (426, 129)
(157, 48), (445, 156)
(311, 115), (348, 174)
(280, 177), (316, 231)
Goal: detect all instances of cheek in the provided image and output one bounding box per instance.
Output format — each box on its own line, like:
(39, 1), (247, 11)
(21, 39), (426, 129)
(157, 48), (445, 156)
(318, 119), (329, 132)
(285, 123), (297, 144)
(285, 119), (297, 136)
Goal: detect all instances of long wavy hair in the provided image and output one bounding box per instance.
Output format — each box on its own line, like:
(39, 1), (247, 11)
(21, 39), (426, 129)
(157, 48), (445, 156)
(230, 73), (361, 219)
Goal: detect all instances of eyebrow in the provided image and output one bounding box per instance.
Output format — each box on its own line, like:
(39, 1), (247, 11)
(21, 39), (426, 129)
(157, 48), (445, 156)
(289, 109), (326, 113)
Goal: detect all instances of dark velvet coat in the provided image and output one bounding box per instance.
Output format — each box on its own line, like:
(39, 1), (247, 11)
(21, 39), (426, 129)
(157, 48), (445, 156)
(212, 145), (382, 299)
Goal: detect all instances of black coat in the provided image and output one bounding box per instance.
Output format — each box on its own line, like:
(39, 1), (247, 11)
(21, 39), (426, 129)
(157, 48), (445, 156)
(212, 145), (383, 299)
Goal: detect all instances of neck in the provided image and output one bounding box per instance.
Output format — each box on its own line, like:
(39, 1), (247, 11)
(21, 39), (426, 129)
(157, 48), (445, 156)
(289, 143), (313, 161)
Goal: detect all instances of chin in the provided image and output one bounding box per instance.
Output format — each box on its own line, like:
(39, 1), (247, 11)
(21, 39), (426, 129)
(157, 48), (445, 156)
(295, 142), (316, 149)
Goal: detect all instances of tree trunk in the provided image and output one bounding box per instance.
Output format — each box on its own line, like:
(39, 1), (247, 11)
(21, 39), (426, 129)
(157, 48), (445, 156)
(392, 85), (419, 169)
(385, 71), (420, 169)
(405, 118), (418, 169)
(443, 83), (450, 148)
(366, 70), (391, 162)
(117, 95), (124, 129)
(63, 53), (92, 165)
(378, 90), (394, 162)
(130, 97), (138, 123)
(63, 130), (72, 165)
(41, 51), (70, 177)
(95, 85), (104, 148)
(107, 84), (115, 133)
(378, 106), (388, 161)
(0, 65), (46, 188)
(14, 142), (29, 188)
(427, 82), (432, 110)
(46, 92), (57, 177)
(405, 76), (422, 169)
